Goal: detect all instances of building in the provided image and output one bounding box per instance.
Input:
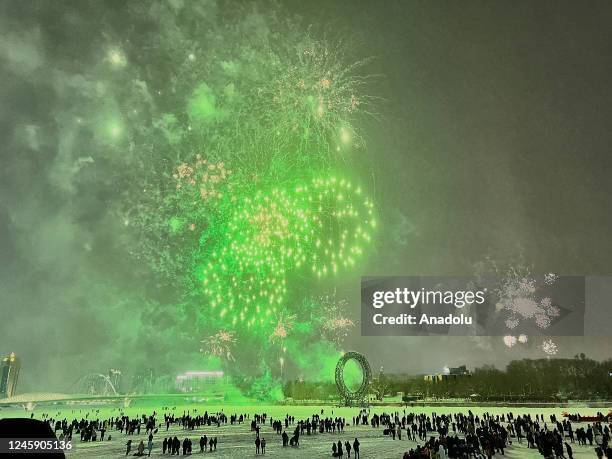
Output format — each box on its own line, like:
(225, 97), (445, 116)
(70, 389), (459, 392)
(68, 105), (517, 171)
(174, 371), (226, 394)
(424, 365), (471, 383)
(0, 352), (21, 398)
(423, 374), (443, 383)
(448, 365), (470, 376)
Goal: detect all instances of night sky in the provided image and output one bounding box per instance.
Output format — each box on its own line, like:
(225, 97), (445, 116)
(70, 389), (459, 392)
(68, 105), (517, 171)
(1, 0), (611, 393)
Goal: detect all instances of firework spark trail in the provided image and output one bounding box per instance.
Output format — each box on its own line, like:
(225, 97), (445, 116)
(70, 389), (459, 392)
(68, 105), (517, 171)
(503, 335), (517, 348)
(199, 176), (375, 331)
(269, 312), (297, 344)
(200, 330), (237, 362)
(115, 18), (379, 384)
(496, 269), (562, 331)
(503, 334), (529, 348)
(240, 37), (380, 170)
(319, 291), (355, 345)
(172, 155), (232, 202)
(541, 338), (558, 355)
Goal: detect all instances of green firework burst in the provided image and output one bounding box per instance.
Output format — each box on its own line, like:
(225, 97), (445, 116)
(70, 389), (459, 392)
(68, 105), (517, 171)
(197, 175), (375, 333)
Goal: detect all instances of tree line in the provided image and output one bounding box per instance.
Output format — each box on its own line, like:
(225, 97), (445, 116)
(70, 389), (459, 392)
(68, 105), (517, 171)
(283, 355), (612, 402)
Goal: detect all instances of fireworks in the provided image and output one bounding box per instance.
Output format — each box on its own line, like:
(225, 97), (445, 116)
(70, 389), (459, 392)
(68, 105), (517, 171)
(544, 273), (558, 285)
(323, 317), (355, 344)
(200, 186), (311, 329)
(496, 270), (562, 331)
(308, 177), (376, 277)
(319, 291), (355, 345)
(534, 313), (552, 329)
(505, 317), (519, 329)
(503, 335), (517, 348)
(172, 155), (232, 201)
(503, 334), (529, 348)
(240, 36), (377, 169)
(269, 313), (297, 343)
(200, 330), (237, 362)
(113, 15), (379, 381)
(541, 338), (558, 355)
(199, 175), (375, 330)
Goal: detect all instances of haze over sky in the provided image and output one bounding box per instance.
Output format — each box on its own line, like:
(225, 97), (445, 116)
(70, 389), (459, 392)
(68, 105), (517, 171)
(1, 0), (611, 393)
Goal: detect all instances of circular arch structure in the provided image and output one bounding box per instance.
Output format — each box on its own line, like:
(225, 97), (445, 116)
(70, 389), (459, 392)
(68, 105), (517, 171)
(70, 374), (118, 396)
(335, 352), (372, 406)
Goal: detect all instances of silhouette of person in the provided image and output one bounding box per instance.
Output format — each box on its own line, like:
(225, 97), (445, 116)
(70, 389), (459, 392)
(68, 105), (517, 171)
(182, 437), (188, 455)
(353, 438), (360, 459)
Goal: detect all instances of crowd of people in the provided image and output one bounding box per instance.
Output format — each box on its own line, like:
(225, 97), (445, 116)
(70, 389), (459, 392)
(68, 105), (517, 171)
(13, 406), (611, 457)
(396, 410), (612, 459)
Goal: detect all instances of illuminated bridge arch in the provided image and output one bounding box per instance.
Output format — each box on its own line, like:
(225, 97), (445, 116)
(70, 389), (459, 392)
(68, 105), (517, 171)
(70, 374), (118, 396)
